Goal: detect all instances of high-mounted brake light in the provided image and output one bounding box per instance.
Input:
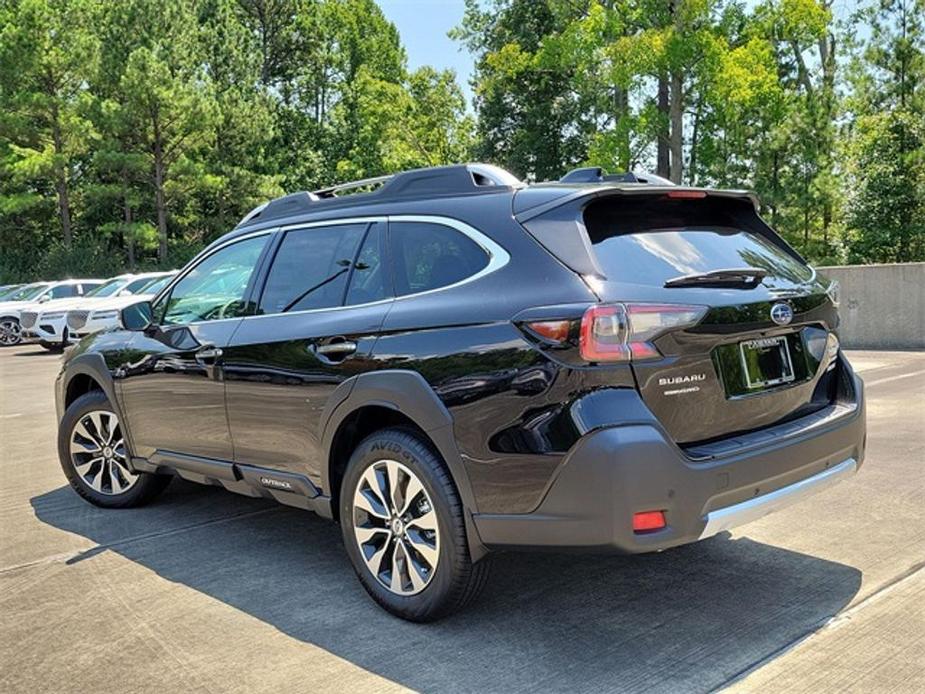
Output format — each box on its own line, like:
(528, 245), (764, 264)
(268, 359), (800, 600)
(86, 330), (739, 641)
(579, 303), (707, 363)
(666, 190), (707, 199)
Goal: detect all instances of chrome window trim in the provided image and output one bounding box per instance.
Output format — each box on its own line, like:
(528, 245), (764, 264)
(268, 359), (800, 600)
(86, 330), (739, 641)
(239, 214), (510, 321)
(277, 216), (387, 232)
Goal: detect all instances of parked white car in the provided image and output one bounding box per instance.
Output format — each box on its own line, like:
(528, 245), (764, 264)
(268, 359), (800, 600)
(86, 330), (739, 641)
(23, 273), (173, 350)
(0, 279), (103, 347)
(67, 272), (177, 343)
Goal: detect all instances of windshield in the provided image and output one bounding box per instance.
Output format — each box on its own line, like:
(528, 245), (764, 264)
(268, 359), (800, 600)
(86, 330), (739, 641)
(5, 283), (50, 301)
(583, 197), (813, 288)
(86, 278), (127, 298)
(140, 274), (174, 295)
(120, 276), (157, 294)
(0, 285), (23, 300)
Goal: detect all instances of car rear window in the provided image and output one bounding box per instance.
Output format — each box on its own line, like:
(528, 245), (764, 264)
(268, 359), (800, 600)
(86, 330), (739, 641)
(583, 197), (813, 286)
(389, 221), (489, 296)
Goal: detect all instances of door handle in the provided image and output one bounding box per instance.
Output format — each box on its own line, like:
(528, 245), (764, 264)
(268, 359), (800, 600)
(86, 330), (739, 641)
(196, 345), (223, 361)
(316, 340), (357, 357)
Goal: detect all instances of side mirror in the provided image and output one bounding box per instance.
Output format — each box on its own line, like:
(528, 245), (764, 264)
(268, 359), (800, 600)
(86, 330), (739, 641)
(38, 295), (50, 303)
(121, 301), (154, 332)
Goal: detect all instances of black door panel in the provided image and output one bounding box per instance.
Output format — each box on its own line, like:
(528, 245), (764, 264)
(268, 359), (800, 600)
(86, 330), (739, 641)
(118, 320), (241, 460)
(223, 220), (390, 482)
(116, 232), (271, 460)
(223, 304), (390, 482)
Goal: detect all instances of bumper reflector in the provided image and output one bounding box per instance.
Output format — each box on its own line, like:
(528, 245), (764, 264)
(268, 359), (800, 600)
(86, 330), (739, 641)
(632, 510), (666, 532)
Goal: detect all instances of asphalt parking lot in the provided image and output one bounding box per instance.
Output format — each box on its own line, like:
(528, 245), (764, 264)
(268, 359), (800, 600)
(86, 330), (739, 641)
(1, 346), (923, 693)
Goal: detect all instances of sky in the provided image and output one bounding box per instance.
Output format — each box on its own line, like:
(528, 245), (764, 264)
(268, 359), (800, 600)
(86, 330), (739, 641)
(376, 0), (475, 104)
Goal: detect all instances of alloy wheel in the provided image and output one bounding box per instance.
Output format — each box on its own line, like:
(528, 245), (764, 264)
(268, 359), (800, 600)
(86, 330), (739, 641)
(69, 410), (138, 495)
(352, 460), (440, 596)
(0, 319), (21, 346)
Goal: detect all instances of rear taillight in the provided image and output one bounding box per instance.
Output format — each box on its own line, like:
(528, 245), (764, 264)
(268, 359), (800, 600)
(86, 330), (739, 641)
(579, 303), (706, 363)
(525, 320), (571, 343)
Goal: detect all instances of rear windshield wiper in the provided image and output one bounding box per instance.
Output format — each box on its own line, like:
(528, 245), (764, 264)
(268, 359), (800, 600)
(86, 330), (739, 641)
(664, 267), (768, 289)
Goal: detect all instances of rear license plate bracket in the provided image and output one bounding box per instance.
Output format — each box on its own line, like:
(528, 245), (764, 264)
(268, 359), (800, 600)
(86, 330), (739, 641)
(739, 335), (795, 390)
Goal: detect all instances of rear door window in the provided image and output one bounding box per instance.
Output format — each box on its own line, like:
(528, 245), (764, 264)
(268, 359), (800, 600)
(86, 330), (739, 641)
(583, 197), (813, 286)
(345, 224), (389, 306)
(259, 223), (367, 314)
(389, 221), (489, 296)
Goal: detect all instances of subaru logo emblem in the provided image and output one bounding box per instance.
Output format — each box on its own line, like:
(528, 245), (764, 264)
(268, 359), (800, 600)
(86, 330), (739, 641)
(770, 303), (794, 326)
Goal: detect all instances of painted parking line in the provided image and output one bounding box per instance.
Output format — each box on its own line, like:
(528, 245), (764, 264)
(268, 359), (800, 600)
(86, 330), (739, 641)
(864, 369), (925, 388)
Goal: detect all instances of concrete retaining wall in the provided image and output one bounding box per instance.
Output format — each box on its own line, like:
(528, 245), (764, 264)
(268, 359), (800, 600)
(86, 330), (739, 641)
(817, 263), (924, 350)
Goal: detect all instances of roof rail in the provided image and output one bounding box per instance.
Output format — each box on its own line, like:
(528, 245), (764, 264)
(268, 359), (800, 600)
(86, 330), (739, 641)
(560, 167), (675, 186)
(313, 174), (393, 199)
(236, 163), (522, 228)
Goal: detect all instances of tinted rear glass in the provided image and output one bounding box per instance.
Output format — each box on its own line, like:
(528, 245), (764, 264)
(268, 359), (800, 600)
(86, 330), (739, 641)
(389, 221), (489, 296)
(259, 223), (367, 314)
(583, 197), (812, 286)
(50, 284), (78, 298)
(346, 224), (388, 306)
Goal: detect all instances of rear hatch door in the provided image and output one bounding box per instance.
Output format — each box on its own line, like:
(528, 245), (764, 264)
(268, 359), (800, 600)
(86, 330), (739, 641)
(520, 190), (839, 446)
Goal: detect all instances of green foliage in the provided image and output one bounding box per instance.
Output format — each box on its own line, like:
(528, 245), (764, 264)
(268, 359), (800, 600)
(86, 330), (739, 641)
(453, 0), (591, 180)
(0, 0), (474, 281)
(843, 107), (925, 263)
(1, 0), (922, 280)
(459, 0), (924, 265)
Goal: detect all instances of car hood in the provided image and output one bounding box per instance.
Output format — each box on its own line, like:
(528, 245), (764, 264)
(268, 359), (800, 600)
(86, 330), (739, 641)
(85, 293), (155, 312)
(0, 300), (33, 314)
(19, 297), (90, 314)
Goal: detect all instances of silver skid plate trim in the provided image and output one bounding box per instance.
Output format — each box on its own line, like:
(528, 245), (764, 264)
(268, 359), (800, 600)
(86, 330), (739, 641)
(699, 458), (857, 539)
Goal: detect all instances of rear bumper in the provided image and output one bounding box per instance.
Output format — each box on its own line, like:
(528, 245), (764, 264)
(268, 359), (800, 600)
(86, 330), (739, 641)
(698, 457), (856, 539)
(473, 361), (865, 553)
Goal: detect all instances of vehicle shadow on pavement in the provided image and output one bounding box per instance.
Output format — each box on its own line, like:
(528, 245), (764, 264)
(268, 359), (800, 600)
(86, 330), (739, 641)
(11, 348), (61, 357)
(31, 480), (861, 694)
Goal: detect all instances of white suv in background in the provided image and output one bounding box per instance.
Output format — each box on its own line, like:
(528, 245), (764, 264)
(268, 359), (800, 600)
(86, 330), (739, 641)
(24, 273), (173, 350)
(67, 271), (176, 344)
(0, 280), (102, 347)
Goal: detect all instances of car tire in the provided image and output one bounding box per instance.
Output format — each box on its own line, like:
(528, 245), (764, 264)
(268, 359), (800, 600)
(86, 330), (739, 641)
(0, 317), (22, 346)
(58, 390), (171, 508)
(340, 428), (490, 622)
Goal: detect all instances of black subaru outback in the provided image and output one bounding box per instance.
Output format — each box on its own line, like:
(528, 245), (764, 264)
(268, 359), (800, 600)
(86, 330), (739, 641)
(56, 163), (865, 621)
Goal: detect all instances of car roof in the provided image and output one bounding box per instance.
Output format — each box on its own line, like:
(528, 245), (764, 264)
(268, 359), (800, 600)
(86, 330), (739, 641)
(51, 278), (104, 284)
(212, 163), (758, 253)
